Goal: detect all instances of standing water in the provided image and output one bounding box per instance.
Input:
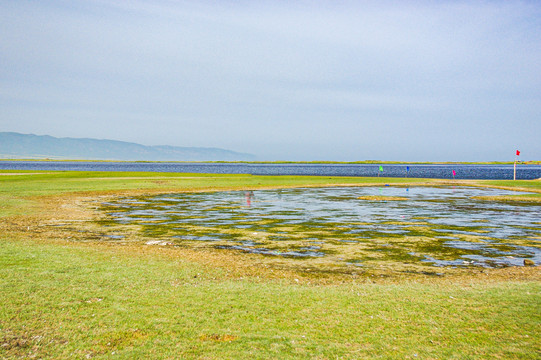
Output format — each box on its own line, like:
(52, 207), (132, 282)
(100, 186), (541, 270)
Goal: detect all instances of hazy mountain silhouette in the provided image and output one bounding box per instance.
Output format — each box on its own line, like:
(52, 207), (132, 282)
(0, 132), (255, 161)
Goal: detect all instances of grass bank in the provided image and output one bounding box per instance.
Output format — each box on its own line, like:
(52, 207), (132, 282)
(1, 171), (540, 359)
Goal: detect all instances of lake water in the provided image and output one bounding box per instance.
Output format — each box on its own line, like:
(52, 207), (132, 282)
(2, 161), (541, 179)
(101, 186), (541, 269)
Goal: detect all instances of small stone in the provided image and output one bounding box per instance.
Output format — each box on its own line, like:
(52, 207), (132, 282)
(524, 259), (535, 266)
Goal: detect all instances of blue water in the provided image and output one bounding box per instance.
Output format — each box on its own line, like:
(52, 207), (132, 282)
(1, 161), (540, 180)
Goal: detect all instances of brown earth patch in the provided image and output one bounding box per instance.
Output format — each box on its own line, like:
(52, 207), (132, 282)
(199, 334), (239, 342)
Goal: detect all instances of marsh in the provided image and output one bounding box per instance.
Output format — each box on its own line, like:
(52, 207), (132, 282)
(99, 186), (541, 271)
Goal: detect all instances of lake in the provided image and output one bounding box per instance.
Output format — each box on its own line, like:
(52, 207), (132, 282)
(1, 161), (541, 180)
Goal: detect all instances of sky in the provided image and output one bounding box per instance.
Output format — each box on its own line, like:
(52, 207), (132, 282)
(1, 0), (540, 161)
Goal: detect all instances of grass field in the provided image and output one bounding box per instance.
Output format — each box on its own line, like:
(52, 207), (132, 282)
(1, 171), (540, 359)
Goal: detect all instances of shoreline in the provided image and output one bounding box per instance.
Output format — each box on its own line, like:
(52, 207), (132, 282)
(1, 158), (540, 165)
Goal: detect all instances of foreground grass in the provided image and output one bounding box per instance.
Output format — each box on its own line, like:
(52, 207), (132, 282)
(2, 238), (539, 359)
(1, 171), (540, 358)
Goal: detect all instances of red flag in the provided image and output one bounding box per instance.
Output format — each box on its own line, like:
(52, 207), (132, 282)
(516, 150), (520, 156)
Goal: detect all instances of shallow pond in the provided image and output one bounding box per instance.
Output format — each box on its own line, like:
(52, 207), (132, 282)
(100, 186), (541, 269)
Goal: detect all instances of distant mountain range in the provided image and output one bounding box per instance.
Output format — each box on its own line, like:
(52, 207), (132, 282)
(0, 132), (256, 161)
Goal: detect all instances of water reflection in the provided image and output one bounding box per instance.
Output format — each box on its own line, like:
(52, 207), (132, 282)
(100, 186), (541, 269)
(245, 191), (255, 207)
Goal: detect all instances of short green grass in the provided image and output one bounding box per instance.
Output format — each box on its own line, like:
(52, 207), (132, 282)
(1, 171), (540, 359)
(0, 171), (427, 195)
(1, 238), (539, 359)
(478, 180), (541, 191)
(0, 195), (35, 218)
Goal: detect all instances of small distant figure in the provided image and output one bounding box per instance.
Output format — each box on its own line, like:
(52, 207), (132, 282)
(245, 191), (255, 207)
(452, 170), (456, 179)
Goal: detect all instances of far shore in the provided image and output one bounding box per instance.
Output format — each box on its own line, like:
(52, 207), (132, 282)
(1, 158), (540, 165)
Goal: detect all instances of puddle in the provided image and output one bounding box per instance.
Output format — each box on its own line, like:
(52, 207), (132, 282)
(99, 187), (541, 269)
(102, 234), (125, 240)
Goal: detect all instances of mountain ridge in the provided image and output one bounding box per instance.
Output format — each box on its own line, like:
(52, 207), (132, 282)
(0, 132), (256, 161)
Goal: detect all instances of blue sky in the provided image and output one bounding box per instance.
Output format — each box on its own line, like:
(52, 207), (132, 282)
(1, 0), (540, 161)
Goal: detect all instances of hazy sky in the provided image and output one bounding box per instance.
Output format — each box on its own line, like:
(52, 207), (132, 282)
(1, 0), (540, 161)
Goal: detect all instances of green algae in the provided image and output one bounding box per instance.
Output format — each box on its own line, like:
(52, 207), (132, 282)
(95, 186), (541, 272)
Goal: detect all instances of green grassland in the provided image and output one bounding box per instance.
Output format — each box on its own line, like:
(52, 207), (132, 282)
(1, 171), (540, 359)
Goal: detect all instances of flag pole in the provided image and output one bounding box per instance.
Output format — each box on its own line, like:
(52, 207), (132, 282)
(514, 150), (520, 180)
